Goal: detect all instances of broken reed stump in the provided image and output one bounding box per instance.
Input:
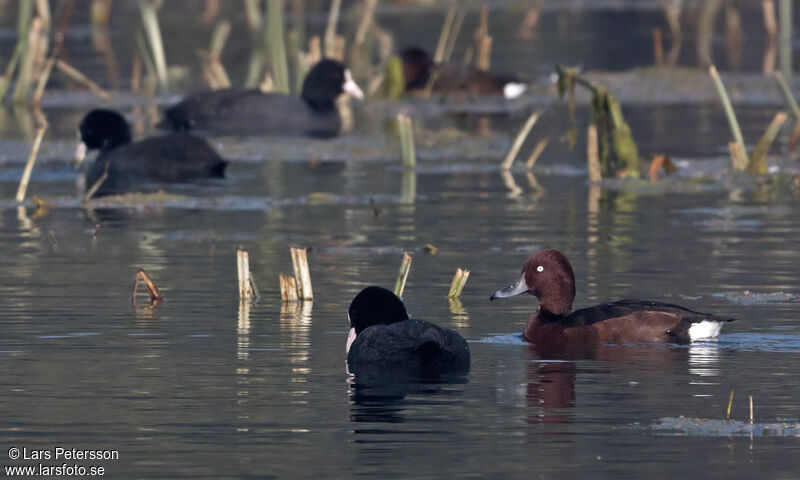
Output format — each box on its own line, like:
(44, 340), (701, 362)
(15, 123), (47, 203)
(773, 71), (800, 150)
(500, 110), (541, 170)
(396, 113), (416, 169)
(393, 252), (412, 298)
(709, 65), (747, 170)
(290, 246), (313, 300)
(525, 137), (549, 169)
(131, 268), (163, 305)
(748, 111), (787, 175)
(586, 124), (601, 184)
(237, 249), (259, 303)
(448, 268), (470, 299)
(279, 273), (298, 302)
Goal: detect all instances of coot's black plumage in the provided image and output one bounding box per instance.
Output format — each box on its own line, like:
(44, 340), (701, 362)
(80, 109), (226, 197)
(161, 59), (364, 137)
(346, 286), (470, 378)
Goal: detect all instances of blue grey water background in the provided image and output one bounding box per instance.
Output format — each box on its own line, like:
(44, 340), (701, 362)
(1, 2), (800, 478)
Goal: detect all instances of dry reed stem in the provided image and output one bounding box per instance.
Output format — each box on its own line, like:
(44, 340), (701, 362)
(763, 0), (777, 73)
(131, 269), (163, 304)
(354, 0), (377, 47)
(434, 5), (457, 64)
(448, 268), (470, 299)
(393, 252), (412, 298)
(56, 59), (110, 101)
(237, 250), (255, 302)
(500, 111), (540, 170)
(709, 65), (747, 170)
(15, 124), (47, 203)
(83, 160), (110, 202)
(396, 113), (416, 168)
(290, 247), (313, 300)
(474, 4), (492, 71)
(726, 389), (734, 421)
(525, 137), (549, 169)
(653, 28), (664, 66)
(279, 273), (299, 302)
(138, 0), (168, 91)
(32, 55), (56, 106)
(587, 124), (602, 184)
(324, 0), (342, 59)
(749, 395), (754, 423)
(443, 9), (466, 64)
(773, 71), (800, 121)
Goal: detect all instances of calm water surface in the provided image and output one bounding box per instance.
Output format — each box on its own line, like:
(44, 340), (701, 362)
(1, 2), (800, 479)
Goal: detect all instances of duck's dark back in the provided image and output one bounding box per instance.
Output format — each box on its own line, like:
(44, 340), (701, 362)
(162, 89), (341, 137)
(347, 319), (470, 379)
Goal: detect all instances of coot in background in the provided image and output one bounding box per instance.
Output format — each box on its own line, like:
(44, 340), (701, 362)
(160, 59), (364, 137)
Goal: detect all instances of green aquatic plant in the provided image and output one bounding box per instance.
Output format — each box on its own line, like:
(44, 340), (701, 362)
(557, 65), (642, 179)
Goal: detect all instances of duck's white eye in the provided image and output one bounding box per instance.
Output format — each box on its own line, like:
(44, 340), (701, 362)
(536, 266), (544, 272)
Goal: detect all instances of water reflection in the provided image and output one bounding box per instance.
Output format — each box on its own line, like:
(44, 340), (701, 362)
(688, 341), (721, 381)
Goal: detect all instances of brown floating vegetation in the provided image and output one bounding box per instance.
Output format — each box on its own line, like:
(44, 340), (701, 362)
(500, 110), (541, 170)
(290, 246), (313, 301)
(448, 268), (470, 299)
(131, 269), (163, 305)
(556, 65), (641, 179)
(393, 252), (412, 298)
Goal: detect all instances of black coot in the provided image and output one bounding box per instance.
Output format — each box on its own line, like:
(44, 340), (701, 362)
(161, 59), (364, 137)
(79, 109), (226, 197)
(346, 286), (470, 379)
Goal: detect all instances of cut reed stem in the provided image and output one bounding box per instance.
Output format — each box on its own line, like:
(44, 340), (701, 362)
(393, 252), (412, 298)
(131, 268), (163, 304)
(500, 110), (541, 170)
(709, 65), (747, 170)
(396, 113), (416, 169)
(15, 124), (47, 203)
(237, 249), (256, 302)
(726, 389), (734, 421)
(56, 59), (111, 101)
(290, 246), (313, 300)
(749, 395), (754, 424)
(587, 124), (602, 184)
(525, 137), (549, 169)
(448, 268), (470, 299)
(279, 273), (299, 302)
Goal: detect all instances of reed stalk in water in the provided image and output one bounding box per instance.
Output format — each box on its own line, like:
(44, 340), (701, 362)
(237, 249), (256, 303)
(448, 268), (470, 299)
(726, 389), (734, 421)
(396, 113), (417, 169)
(525, 138), (549, 169)
(15, 123), (47, 203)
(131, 269), (163, 305)
(266, 0), (289, 93)
(393, 252), (412, 298)
(748, 111), (787, 175)
(324, 0), (342, 59)
(709, 65), (747, 170)
(138, 0), (168, 91)
(587, 125), (601, 184)
(290, 247), (313, 300)
(56, 59), (111, 101)
(500, 111), (541, 170)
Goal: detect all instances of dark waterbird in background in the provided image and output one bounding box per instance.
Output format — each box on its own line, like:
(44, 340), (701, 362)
(160, 59), (364, 138)
(491, 249), (734, 347)
(78, 109), (227, 198)
(399, 46), (527, 99)
(346, 286), (470, 379)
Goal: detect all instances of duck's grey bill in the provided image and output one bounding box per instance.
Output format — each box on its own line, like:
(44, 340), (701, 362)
(490, 273), (528, 301)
